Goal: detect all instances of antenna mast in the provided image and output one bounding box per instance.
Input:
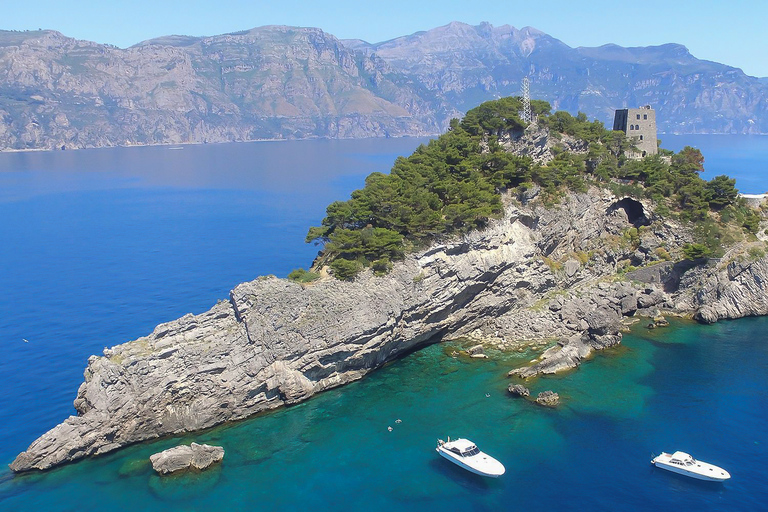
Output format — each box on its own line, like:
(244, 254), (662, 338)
(521, 76), (532, 124)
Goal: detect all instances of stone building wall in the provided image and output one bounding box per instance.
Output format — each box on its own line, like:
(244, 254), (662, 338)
(613, 106), (658, 157)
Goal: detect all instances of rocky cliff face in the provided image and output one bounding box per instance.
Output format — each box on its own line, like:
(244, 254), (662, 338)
(0, 27), (443, 150)
(1, 22), (767, 151)
(347, 23), (768, 135)
(11, 169), (768, 471)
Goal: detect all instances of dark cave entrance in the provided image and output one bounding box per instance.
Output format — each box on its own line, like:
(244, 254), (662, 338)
(606, 197), (650, 227)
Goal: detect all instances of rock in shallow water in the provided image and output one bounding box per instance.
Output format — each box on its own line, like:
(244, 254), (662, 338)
(507, 384), (530, 397)
(150, 443), (224, 475)
(536, 391), (560, 407)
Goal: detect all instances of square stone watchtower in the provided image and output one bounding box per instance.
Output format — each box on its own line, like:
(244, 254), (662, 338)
(613, 105), (657, 157)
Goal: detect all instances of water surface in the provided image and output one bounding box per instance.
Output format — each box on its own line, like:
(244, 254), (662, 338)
(0, 135), (766, 510)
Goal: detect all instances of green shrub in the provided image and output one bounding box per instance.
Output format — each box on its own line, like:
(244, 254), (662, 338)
(330, 259), (361, 280)
(288, 268), (321, 283)
(682, 243), (710, 260)
(748, 246), (766, 261)
(371, 258), (392, 276)
(654, 247), (672, 261)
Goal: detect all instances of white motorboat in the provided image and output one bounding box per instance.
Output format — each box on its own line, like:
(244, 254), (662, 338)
(436, 438), (505, 478)
(651, 451), (730, 481)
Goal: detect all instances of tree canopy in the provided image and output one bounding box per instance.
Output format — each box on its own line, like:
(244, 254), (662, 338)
(306, 97), (750, 279)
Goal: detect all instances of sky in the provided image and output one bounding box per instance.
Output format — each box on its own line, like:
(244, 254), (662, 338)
(3, 0), (767, 77)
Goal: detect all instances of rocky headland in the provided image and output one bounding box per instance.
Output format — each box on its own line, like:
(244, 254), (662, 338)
(11, 181), (768, 472)
(10, 105), (768, 473)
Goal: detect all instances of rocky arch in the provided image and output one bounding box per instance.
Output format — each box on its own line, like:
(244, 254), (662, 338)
(606, 197), (650, 227)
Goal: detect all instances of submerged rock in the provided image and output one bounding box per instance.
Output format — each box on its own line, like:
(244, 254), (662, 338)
(150, 443), (224, 475)
(466, 344), (488, 358)
(536, 391), (560, 407)
(507, 384), (530, 397)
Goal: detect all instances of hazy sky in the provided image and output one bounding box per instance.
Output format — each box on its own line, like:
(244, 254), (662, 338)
(4, 0), (767, 77)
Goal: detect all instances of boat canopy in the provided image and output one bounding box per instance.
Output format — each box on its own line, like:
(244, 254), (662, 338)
(671, 451), (693, 461)
(446, 439), (477, 452)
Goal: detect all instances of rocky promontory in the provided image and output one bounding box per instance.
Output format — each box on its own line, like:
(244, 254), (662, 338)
(11, 182), (768, 472)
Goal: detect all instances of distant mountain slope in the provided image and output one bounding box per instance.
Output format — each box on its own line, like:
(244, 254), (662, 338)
(0, 27), (443, 150)
(346, 22), (768, 135)
(0, 22), (766, 150)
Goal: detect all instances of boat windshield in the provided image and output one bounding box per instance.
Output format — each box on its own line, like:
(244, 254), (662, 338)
(462, 447), (480, 456)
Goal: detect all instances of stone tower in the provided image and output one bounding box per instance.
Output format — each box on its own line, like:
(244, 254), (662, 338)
(613, 105), (657, 157)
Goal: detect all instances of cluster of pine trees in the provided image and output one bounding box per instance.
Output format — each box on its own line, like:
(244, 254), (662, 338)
(299, 97), (754, 280)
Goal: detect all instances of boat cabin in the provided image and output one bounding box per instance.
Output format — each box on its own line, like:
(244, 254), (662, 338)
(668, 452), (696, 466)
(446, 439), (480, 457)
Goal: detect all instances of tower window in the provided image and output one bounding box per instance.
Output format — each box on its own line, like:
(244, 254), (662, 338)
(630, 125), (634, 130)
(636, 114), (641, 119)
(644, 114), (648, 120)
(640, 135), (644, 140)
(635, 124), (639, 130)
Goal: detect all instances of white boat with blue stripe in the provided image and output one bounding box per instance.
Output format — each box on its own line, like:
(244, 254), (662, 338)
(436, 438), (505, 478)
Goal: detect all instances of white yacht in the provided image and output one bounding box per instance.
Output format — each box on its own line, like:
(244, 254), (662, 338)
(651, 451), (730, 481)
(436, 438), (505, 478)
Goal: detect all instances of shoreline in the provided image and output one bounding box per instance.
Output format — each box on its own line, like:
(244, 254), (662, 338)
(2, 131), (767, 155)
(11, 184), (768, 472)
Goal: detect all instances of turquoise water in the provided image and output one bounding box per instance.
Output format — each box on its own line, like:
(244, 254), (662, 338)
(0, 135), (767, 510)
(2, 321), (767, 510)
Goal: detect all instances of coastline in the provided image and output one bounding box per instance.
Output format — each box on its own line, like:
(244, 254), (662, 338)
(2, 132), (768, 155)
(11, 184), (768, 472)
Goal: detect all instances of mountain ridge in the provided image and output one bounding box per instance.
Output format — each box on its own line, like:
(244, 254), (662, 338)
(1, 22), (767, 151)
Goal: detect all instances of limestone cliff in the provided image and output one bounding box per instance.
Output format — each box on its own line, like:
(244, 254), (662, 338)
(12, 182), (768, 472)
(2, 21), (768, 151)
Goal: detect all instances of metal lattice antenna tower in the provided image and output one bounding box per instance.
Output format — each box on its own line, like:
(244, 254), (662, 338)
(521, 76), (532, 124)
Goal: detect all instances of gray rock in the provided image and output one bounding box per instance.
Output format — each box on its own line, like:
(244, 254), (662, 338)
(564, 259), (580, 278)
(536, 391), (560, 407)
(620, 295), (638, 315)
(11, 188), (768, 473)
(466, 344), (485, 356)
(150, 443), (224, 475)
(507, 384), (530, 397)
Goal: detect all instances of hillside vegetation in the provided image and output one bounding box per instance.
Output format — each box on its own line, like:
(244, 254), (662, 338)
(304, 97), (758, 280)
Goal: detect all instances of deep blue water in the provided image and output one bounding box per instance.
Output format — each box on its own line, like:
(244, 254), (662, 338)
(0, 135), (766, 511)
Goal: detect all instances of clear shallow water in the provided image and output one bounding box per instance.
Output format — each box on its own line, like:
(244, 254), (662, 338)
(0, 136), (767, 511)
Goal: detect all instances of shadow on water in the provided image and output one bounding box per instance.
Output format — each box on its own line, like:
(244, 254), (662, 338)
(427, 457), (497, 490)
(648, 465), (729, 495)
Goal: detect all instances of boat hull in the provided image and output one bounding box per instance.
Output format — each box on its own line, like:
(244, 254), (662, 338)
(436, 447), (505, 478)
(651, 458), (730, 482)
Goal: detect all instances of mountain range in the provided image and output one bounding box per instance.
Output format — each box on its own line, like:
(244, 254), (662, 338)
(1, 22), (766, 150)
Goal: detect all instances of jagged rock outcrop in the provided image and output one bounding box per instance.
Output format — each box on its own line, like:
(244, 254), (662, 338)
(10, 185), (768, 472)
(497, 124), (589, 165)
(676, 250), (768, 323)
(150, 443), (224, 474)
(507, 384), (530, 397)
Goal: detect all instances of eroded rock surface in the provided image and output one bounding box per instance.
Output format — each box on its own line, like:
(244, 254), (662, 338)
(150, 443), (224, 475)
(11, 188), (768, 472)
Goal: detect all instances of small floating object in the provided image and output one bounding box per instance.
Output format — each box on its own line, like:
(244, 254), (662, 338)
(22, 338), (29, 343)
(395, 419), (402, 424)
(485, 393), (490, 398)
(436, 438), (505, 478)
(387, 426), (393, 432)
(651, 451), (730, 481)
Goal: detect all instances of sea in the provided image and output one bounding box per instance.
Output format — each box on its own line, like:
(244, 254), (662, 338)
(0, 135), (766, 511)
